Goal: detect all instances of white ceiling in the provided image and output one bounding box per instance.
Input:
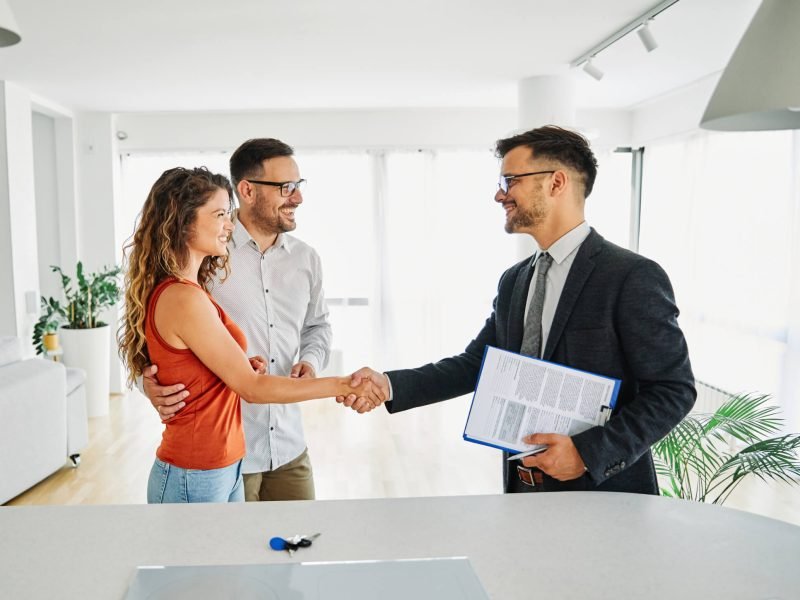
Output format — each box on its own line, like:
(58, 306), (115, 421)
(0, 0), (760, 113)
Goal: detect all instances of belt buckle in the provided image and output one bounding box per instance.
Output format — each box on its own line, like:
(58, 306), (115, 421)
(516, 464), (538, 487)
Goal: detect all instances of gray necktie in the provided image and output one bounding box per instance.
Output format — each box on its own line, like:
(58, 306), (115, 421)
(520, 252), (553, 358)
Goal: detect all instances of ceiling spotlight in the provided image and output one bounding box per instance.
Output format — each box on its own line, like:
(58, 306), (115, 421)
(637, 22), (658, 52)
(582, 59), (604, 81)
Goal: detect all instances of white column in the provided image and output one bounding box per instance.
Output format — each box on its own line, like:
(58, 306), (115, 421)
(0, 82), (40, 352)
(515, 75), (576, 259)
(518, 75), (577, 131)
(75, 112), (125, 393)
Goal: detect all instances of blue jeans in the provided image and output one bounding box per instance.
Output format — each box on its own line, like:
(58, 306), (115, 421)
(147, 457), (244, 503)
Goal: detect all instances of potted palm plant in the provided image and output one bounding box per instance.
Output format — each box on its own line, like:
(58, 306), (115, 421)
(653, 393), (800, 504)
(32, 262), (122, 417)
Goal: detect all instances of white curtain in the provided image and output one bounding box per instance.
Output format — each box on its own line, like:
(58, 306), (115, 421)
(639, 130), (800, 430)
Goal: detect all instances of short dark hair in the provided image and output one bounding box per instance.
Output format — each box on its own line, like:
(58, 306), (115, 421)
(495, 125), (598, 198)
(229, 138), (294, 191)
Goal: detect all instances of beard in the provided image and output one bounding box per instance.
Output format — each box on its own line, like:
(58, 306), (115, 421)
(504, 195), (547, 233)
(250, 200), (297, 235)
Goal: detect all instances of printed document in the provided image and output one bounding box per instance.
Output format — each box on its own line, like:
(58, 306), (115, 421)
(463, 346), (620, 456)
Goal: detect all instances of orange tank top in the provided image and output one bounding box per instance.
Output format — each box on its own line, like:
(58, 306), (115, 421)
(145, 277), (247, 470)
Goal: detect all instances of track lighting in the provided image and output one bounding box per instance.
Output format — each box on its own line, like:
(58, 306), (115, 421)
(582, 59), (604, 81)
(637, 22), (658, 52)
(570, 0), (677, 81)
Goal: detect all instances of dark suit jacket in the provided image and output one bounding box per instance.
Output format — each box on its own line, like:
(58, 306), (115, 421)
(385, 229), (695, 494)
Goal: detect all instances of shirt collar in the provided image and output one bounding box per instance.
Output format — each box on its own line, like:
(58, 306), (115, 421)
(230, 211), (292, 254)
(531, 221), (591, 267)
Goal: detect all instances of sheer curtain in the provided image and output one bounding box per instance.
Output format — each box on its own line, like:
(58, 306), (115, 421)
(119, 146), (633, 376)
(639, 130), (800, 429)
(377, 149), (515, 369)
(289, 151), (377, 373)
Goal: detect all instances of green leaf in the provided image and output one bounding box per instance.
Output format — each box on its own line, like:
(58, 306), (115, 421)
(654, 392), (800, 505)
(40, 261), (122, 330)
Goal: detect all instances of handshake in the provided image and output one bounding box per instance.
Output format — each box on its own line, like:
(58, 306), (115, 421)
(337, 367), (390, 414)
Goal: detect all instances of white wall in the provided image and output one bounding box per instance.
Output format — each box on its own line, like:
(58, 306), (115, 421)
(0, 82), (40, 349)
(32, 112), (61, 300)
(116, 108), (517, 153)
(580, 109), (633, 149)
(115, 108), (633, 154)
(631, 73), (721, 145)
(30, 96), (81, 278)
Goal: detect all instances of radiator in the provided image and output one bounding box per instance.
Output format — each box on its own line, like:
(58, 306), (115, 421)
(692, 380), (735, 415)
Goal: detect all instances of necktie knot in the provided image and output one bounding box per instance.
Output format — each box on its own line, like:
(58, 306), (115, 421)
(537, 252), (553, 273)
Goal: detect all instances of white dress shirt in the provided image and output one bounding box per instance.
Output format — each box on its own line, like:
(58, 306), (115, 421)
(524, 221), (591, 352)
(209, 217), (332, 473)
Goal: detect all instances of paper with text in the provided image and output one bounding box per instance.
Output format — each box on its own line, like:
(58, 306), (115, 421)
(463, 346), (620, 455)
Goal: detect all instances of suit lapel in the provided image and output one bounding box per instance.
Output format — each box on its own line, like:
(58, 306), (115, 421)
(508, 258), (535, 352)
(542, 229), (603, 361)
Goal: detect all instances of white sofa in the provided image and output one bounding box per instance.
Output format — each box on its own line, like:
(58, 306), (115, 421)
(0, 337), (88, 504)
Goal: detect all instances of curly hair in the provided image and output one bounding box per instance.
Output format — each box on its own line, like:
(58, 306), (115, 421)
(118, 167), (233, 386)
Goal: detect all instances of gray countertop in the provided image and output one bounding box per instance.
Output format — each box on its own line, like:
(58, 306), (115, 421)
(1, 492), (798, 599)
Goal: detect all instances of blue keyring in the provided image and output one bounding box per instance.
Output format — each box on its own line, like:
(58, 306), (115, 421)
(269, 537), (287, 551)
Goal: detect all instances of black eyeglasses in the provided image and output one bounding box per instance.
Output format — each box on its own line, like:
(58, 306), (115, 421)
(246, 179), (306, 197)
(498, 171), (555, 194)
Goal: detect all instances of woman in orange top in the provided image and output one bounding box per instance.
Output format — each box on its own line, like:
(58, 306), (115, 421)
(118, 167), (381, 503)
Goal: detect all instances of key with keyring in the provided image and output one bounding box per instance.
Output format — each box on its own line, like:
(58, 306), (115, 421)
(269, 532), (321, 556)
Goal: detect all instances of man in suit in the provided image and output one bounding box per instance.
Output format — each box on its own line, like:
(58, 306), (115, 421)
(343, 125), (696, 494)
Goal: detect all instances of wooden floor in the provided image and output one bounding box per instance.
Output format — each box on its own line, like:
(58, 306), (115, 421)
(6, 393), (800, 527)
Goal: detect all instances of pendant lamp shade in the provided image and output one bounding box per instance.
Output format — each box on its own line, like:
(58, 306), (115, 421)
(0, 0), (20, 47)
(701, 0), (800, 131)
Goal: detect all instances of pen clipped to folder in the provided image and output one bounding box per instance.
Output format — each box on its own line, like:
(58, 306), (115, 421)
(506, 446), (547, 461)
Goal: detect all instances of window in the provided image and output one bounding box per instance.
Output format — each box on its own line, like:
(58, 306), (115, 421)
(640, 130), (797, 401)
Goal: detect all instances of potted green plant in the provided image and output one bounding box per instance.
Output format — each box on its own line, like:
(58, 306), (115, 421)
(51, 262), (122, 330)
(33, 262), (122, 417)
(653, 393), (800, 504)
(32, 296), (67, 355)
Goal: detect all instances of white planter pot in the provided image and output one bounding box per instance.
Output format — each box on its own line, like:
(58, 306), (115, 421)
(60, 325), (111, 418)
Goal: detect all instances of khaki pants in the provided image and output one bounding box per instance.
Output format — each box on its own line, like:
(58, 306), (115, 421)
(242, 448), (315, 501)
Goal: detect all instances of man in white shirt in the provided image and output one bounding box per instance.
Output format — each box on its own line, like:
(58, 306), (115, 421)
(144, 138), (331, 501)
